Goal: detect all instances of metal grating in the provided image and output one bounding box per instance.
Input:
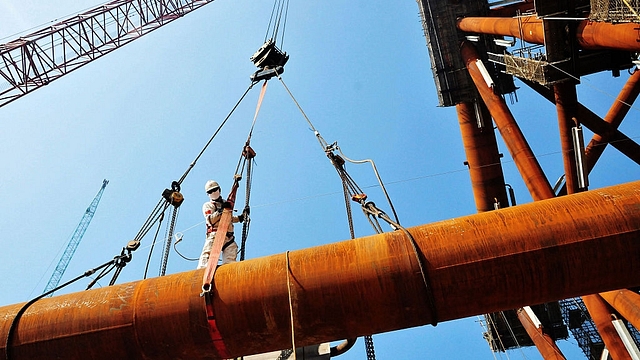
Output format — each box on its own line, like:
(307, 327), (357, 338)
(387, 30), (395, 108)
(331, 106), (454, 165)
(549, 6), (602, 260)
(559, 297), (640, 360)
(590, 0), (640, 22)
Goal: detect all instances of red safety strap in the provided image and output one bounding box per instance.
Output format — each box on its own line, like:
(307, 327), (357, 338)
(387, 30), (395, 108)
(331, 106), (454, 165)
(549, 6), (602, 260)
(205, 292), (231, 358)
(201, 80), (268, 356)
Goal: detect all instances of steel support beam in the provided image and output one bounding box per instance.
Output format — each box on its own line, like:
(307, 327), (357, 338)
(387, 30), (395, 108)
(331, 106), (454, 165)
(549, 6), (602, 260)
(457, 16), (640, 52)
(0, 181), (639, 359)
(461, 41), (555, 201)
(583, 294), (634, 360)
(585, 69), (640, 172)
(456, 101), (509, 211)
(521, 79), (640, 168)
(517, 307), (566, 360)
(601, 290), (640, 333)
(554, 82), (581, 194)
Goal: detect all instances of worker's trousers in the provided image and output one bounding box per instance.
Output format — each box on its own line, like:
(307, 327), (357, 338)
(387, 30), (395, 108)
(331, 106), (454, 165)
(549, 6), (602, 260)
(197, 232), (238, 269)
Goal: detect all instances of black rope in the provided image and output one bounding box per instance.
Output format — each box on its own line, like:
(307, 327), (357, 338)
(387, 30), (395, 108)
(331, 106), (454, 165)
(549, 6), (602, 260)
(143, 212), (165, 279)
(177, 81), (256, 185)
(5, 247), (137, 360)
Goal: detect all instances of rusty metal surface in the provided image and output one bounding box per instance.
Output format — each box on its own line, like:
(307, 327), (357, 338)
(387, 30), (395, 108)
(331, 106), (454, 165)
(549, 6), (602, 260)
(0, 270), (217, 360)
(582, 294), (633, 360)
(0, 181), (639, 359)
(577, 21), (640, 51)
(458, 16), (640, 52)
(585, 69), (640, 172)
(601, 289), (640, 333)
(461, 41), (555, 201)
(516, 308), (566, 360)
(554, 82), (580, 194)
(457, 16), (545, 44)
(456, 101), (509, 211)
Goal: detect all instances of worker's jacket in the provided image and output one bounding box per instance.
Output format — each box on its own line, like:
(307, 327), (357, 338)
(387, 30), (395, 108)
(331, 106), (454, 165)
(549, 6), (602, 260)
(202, 200), (240, 235)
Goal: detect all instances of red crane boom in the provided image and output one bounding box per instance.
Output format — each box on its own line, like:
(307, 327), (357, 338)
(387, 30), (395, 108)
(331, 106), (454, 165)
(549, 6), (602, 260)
(0, 0), (215, 108)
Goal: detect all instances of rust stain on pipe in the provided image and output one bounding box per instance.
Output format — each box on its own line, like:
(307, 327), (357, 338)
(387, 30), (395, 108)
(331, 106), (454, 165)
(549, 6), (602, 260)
(458, 16), (640, 52)
(461, 41), (555, 201)
(1, 181), (640, 359)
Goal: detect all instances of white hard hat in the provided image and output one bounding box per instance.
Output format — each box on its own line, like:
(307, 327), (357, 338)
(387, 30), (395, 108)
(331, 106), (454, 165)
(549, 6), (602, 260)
(205, 180), (220, 193)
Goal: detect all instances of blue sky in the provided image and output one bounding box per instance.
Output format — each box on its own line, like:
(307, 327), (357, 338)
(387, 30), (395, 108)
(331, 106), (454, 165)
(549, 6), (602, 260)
(0, 1), (638, 359)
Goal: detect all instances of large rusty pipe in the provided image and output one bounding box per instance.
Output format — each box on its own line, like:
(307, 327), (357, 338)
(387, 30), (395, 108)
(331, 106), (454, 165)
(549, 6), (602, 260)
(582, 294), (634, 360)
(457, 16), (640, 52)
(600, 289), (640, 332)
(457, 16), (545, 45)
(461, 41), (555, 201)
(456, 101), (509, 211)
(1, 181), (640, 359)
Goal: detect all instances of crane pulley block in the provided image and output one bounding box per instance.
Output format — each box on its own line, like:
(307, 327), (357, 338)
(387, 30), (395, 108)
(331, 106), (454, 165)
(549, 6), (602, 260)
(162, 181), (184, 207)
(250, 39), (289, 69)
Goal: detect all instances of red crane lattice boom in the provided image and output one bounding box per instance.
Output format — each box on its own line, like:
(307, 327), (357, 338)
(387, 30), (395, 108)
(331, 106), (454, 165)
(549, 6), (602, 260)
(0, 0), (215, 108)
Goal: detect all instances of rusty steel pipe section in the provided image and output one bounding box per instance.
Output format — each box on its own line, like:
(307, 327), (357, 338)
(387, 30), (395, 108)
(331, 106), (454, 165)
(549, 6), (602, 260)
(582, 294), (634, 360)
(1, 181), (640, 359)
(516, 308), (566, 360)
(457, 16), (640, 52)
(457, 16), (545, 45)
(554, 82), (580, 194)
(600, 289), (640, 333)
(456, 101), (509, 211)
(461, 41), (555, 201)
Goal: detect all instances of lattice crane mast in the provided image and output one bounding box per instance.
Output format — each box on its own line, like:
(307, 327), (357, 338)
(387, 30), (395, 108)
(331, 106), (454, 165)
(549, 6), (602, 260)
(0, 0), (215, 108)
(43, 179), (109, 297)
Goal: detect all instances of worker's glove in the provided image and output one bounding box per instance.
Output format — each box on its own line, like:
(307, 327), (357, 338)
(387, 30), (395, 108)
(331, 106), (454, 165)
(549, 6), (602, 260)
(238, 208), (250, 223)
(222, 201), (233, 209)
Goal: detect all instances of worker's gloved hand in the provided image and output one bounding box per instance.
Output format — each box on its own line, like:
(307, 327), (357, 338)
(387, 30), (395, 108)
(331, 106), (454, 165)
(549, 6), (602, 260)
(222, 201), (233, 209)
(238, 208), (250, 223)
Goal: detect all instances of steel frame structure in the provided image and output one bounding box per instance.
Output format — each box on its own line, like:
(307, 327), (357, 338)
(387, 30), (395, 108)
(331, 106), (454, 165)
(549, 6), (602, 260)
(0, 0), (215, 108)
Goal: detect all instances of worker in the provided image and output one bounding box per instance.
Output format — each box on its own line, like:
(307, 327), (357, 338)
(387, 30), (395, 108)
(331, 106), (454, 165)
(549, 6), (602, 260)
(198, 180), (247, 269)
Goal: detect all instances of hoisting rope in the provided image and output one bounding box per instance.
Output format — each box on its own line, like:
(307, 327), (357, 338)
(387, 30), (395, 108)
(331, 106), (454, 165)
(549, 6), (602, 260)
(285, 250), (298, 360)
(265, 0), (290, 48)
(4, 254), (135, 360)
(128, 82), (256, 283)
(276, 72), (440, 343)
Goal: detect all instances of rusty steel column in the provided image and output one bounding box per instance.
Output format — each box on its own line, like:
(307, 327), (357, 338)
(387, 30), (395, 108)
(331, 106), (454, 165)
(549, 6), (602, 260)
(461, 41), (555, 201)
(554, 82), (580, 194)
(582, 294), (634, 360)
(457, 16), (640, 52)
(456, 101), (509, 211)
(0, 181), (639, 359)
(516, 308), (566, 360)
(600, 289), (640, 332)
(586, 69), (640, 172)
